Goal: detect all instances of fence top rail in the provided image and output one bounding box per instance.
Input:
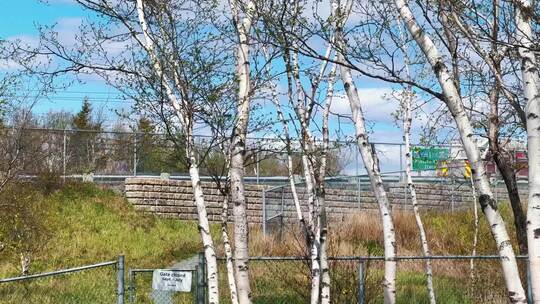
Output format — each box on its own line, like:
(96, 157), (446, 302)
(0, 260), (117, 283)
(216, 255), (529, 261)
(129, 268), (195, 273)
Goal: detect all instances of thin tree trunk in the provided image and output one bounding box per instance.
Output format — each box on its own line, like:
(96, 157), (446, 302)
(495, 155), (528, 254)
(302, 154), (321, 304)
(487, 6), (527, 255)
(229, 0), (256, 302)
(402, 89), (436, 304)
(395, 0), (526, 301)
(189, 159), (220, 303)
(469, 174), (478, 279)
(286, 45), (323, 304)
(514, 1), (540, 302)
(269, 66), (307, 231)
(396, 17), (435, 302)
(221, 195), (239, 304)
(319, 60), (337, 304)
(135, 1), (219, 302)
(338, 51), (397, 304)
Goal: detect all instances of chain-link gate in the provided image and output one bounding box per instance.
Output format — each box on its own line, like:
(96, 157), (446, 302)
(128, 269), (200, 304)
(128, 254), (205, 304)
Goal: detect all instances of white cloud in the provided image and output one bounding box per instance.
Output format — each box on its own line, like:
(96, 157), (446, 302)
(330, 87), (399, 124)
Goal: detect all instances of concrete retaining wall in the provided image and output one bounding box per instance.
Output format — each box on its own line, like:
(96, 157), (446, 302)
(124, 177), (526, 223)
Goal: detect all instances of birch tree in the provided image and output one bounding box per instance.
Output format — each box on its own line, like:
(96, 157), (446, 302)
(228, 0), (257, 301)
(7, 1), (243, 301)
(393, 0), (527, 301)
(394, 18), (436, 302)
(333, 3), (397, 302)
(512, 0), (540, 300)
(282, 48), (336, 304)
(448, 0), (528, 255)
(134, 1), (220, 301)
(398, 66), (436, 304)
(260, 2), (337, 296)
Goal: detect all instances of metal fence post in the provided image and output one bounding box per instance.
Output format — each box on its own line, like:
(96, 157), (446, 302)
(256, 152), (260, 184)
(128, 269), (135, 304)
(197, 252), (206, 304)
(63, 128), (67, 181)
(262, 189), (266, 236)
(117, 255), (125, 304)
(358, 260), (365, 304)
(399, 143), (403, 182)
(133, 133), (137, 176)
(280, 187), (285, 238)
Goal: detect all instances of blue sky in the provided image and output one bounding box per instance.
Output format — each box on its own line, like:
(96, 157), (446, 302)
(0, 1), (433, 146)
(0, 0), (129, 123)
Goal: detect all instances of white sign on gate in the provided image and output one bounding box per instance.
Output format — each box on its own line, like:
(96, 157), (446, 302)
(152, 270), (192, 292)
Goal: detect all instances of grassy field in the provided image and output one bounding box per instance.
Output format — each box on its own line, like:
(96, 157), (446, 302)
(0, 182), (208, 303)
(0, 182), (523, 303)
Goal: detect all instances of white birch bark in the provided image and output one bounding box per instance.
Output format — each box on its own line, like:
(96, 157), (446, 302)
(281, 41), (337, 302)
(470, 174), (478, 279)
(229, 0), (256, 302)
(319, 60), (338, 304)
(286, 47), (322, 304)
(514, 1), (540, 302)
(135, 1), (219, 302)
(220, 173), (239, 304)
(394, 0), (526, 302)
(338, 51), (397, 304)
(333, 3), (396, 302)
(402, 89), (436, 304)
(267, 61), (306, 229)
(397, 18), (435, 303)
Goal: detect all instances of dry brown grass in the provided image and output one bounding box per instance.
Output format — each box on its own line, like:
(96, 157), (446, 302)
(244, 205), (509, 258)
(228, 206), (519, 303)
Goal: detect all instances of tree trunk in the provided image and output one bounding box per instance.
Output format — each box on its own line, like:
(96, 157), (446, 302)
(319, 60), (337, 304)
(396, 18), (435, 302)
(229, 0), (256, 302)
(135, 1), (220, 302)
(221, 195), (239, 304)
(494, 152), (528, 254)
(339, 52), (397, 304)
(469, 174), (479, 280)
(403, 90), (436, 304)
(188, 157), (220, 303)
(484, 43), (528, 256)
(302, 155), (321, 304)
(514, 1), (540, 302)
(394, 0), (526, 301)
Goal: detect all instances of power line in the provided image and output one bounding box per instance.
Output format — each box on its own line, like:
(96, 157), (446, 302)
(7, 95), (136, 103)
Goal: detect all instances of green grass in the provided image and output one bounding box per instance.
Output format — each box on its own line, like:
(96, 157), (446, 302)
(0, 182), (208, 303)
(0, 183), (519, 303)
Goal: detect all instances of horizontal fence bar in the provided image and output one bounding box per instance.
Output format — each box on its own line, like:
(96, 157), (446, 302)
(216, 255), (529, 261)
(130, 268), (195, 273)
(0, 260), (117, 283)
(265, 214), (283, 222)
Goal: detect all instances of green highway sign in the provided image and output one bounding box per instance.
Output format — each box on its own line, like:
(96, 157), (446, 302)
(412, 147), (450, 170)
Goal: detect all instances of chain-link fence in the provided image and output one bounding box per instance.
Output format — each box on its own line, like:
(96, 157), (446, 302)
(261, 171), (529, 236)
(0, 256), (124, 304)
(9, 127), (527, 179)
(212, 255), (531, 304)
(128, 253), (205, 304)
(128, 269), (200, 304)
